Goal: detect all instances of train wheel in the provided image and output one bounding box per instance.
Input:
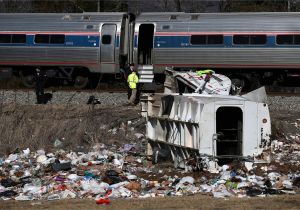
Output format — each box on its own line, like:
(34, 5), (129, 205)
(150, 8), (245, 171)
(20, 72), (35, 88)
(73, 75), (89, 89)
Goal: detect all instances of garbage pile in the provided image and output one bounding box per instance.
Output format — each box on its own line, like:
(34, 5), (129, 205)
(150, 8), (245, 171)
(0, 138), (299, 202)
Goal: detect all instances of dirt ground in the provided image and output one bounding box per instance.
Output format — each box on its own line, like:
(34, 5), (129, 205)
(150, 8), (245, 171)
(0, 104), (299, 209)
(1, 194), (300, 210)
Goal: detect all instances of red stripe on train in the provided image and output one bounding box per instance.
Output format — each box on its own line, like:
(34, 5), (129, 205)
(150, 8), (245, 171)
(154, 63), (300, 68)
(0, 61), (99, 66)
(0, 31), (101, 35)
(155, 32), (300, 36)
(0, 32), (122, 36)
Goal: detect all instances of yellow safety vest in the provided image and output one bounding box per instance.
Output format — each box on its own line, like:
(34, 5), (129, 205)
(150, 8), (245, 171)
(196, 69), (214, 76)
(127, 72), (139, 89)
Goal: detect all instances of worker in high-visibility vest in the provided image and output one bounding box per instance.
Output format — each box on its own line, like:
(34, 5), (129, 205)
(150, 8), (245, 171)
(127, 63), (139, 105)
(196, 69), (215, 93)
(196, 69), (215, 77)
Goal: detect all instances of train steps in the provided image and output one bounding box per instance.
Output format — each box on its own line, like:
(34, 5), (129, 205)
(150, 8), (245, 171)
(138, 65), (154, 83)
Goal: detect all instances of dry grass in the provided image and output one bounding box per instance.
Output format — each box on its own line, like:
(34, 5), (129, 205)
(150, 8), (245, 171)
(0, 76), (24, 89)
(0, 104), (143, 155)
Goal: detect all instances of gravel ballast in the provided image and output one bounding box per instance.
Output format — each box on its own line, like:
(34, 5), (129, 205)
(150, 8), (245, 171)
(0, 90), (128, 106)
(0, 90), (299, 112)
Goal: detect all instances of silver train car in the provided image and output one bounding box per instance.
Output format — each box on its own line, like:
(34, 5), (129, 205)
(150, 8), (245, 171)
(135, 12), (300, 88)
(0, 12), (131, 88)
(0, 12), (299, 88)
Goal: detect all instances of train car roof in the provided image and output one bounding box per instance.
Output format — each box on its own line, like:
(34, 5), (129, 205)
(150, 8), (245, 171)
(0, 13), (126, 32)
(136, 12), (300, 21)
(0, 12), (126, 22)
(136, 12), (300, 32)
(2, 12), (300, 32)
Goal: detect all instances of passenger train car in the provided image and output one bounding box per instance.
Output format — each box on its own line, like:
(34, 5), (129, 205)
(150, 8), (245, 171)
(0, 13), (130, 88)
(0, 12), (299, 88)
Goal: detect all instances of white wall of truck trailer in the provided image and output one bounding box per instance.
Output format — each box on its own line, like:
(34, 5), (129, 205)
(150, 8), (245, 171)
(143, 87), (271, 168)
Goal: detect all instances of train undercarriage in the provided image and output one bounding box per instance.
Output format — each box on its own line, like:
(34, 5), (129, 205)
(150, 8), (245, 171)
(0, 65), (299, 92)
(0, 66), (99, 89)
(18, 66), (91, 89)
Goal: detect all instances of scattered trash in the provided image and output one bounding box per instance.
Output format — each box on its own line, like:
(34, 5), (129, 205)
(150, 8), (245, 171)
(244, 162), (254, 171)
(123, 144), (136, 152)
(1, 179), (17, 188)
(52, 161), (72, 172)
(0, 139), (299, 202)
(95, 198), (110, 205)
(0, 190), (18, 198)
(47, 194), (61, 201)
(54, 139), (63, 148)
(134, 133), (144, 139)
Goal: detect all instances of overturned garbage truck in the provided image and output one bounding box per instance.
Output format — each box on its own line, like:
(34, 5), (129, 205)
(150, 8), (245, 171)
(143, 69), (271, 169)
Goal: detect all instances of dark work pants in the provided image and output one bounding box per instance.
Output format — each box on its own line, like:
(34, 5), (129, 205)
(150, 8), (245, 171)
(35, 85), (44, 104)
(127, 85), (132, 100)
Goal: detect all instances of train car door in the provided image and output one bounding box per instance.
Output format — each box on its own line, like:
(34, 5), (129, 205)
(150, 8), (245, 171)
(136, 23), (155, 83)
(138, 24), (154, 65)
(100, 24), (117, 73)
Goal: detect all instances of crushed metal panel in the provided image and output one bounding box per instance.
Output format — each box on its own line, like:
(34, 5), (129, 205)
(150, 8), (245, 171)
(242, 86), (268, 103)
(145, 92), (271, 165)
(164, 68), (232, 95)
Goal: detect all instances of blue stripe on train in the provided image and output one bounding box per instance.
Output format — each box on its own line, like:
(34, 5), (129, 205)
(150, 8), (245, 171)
(0, 35), (120, 47)
(154, 35), (300, 48)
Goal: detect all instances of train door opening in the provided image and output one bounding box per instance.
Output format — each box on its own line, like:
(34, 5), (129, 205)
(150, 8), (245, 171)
(138, 24), (154, 65)
(216, 107), (243, 164)
(100, 24), (117, 73)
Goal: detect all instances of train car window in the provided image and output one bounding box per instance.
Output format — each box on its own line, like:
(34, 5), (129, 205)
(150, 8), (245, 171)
(250, 35), (266, 45)
(35, 35), (50, 44)
(190, 35), (206, 45)
(50, 35), (65, 44)
(233, 35), (249, 45)
(102, 35), (112, 44)
(191, 35), (223, 45)
(294, 35), (300, 44)
(234, 35), (266, 45)
(86, 25), (94, 29)
(0, 34), (11, 43)
(276, 35), (293, 45)
(162, 25), (170, 30)
(11, 34), (26, 43)
(207, 35), (223, 44)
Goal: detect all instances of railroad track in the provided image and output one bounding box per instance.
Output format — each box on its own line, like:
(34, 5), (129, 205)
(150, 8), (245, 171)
(0, 85), (299, 96)
(265, 86), (300, 94)
(0, 86), (128, 93)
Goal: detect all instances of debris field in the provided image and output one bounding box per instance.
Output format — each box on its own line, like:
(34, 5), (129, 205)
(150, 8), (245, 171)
(0, 92), (299, 205)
